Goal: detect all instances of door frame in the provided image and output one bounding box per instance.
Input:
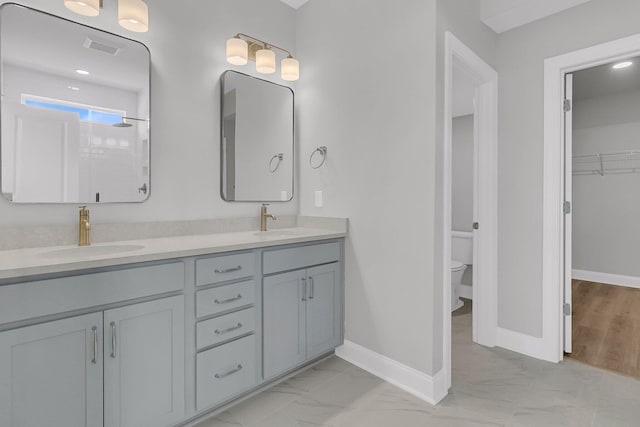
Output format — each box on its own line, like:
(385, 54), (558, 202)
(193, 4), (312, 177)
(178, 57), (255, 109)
(542, 33), (640, 362)
(443, 32), (498, 390)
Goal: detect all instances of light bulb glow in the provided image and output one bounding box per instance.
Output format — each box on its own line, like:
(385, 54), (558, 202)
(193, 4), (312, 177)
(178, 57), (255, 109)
(613, 61), (633, 69)
(118, 0), (149, 32)
(75, 69), (90, 75)
(281, 57), (299, 81)
(226, 38), (248, 66)
(256, 49), (276, 74)
(64, 0), (100, 16)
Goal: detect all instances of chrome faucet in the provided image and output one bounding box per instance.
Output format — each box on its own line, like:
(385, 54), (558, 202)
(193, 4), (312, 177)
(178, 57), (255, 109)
(79, 206), (91, 246)
(260, 204), (276, 232)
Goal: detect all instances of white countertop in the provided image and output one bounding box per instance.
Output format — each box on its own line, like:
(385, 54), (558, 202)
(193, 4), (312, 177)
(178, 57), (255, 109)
(0, 227), (346, 281)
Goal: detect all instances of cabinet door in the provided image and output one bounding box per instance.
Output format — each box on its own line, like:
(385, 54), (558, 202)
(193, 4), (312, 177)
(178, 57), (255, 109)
(0, 313), (103, 427)
(306, 263), (341, 359)
(104, 295), (184, 427)
(263, 270), (306, 379)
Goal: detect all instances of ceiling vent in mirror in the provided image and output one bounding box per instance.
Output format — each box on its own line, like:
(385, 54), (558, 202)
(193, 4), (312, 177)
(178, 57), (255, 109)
(83, 37), (120, 56)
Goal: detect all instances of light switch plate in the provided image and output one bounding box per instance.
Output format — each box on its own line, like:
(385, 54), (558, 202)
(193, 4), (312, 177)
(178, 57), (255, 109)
(314, 190), (323, 207)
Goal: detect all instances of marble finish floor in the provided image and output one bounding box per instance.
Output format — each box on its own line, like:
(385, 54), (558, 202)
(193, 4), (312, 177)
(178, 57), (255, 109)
(195, 302), (640, 426)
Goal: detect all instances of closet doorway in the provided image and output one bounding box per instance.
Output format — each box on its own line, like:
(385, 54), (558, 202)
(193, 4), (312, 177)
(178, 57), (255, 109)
(563, 58), (640, 378)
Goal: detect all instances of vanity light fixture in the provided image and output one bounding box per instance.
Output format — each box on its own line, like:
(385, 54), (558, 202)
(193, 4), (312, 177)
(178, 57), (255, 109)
(64, 0), (149, 33)
(226, 33), (299, 81)
(613, 61), (633, 69)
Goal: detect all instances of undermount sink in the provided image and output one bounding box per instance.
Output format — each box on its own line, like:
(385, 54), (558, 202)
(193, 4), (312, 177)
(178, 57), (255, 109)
(252, 230), (298, 237)
(40, 244), (146, 259)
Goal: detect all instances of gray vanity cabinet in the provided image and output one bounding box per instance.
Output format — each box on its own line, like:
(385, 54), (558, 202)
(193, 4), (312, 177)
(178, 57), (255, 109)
(263, 260), (341, 380)
(104, 295), (185, 427)
(263, 270), (307, 379)
(0, 313), (104, 427)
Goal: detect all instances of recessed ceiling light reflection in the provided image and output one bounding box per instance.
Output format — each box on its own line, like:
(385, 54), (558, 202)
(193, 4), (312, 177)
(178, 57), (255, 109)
(68, 86), (80, 91)
(75, 69), (90, 75)
(612, 61), (633, 69)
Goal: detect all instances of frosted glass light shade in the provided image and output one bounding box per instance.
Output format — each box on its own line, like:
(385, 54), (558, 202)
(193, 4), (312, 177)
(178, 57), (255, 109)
(281, 57), (299, 81)
(256, 49), (276, 74)
(64, 0), (100, 16)
(118, 0), (149, 32)
(226, 38), (248, 65)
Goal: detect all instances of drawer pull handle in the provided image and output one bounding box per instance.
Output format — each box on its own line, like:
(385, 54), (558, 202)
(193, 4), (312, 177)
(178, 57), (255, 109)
(215, 323), (243, 335)
(214, 294), (243, 305)
(214, 364), (243, 379)
(214, 266), (242, 274)
(91, 326), (98, 364)
(110, 322), (117, 359)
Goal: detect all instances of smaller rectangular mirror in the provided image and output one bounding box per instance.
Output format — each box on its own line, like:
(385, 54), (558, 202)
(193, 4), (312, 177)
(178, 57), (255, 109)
(221, 70), (294, 202)
(0, 4), (150, 203)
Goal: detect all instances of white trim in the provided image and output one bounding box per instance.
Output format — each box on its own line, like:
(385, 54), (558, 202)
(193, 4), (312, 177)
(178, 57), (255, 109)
(573, 270), (640, 289)
(543, 32), (640, 363)
(335, 340), (447, 405)
(495, 328), (552, 361)
(459, 284), (473, 300)
(443, 32), (498, 391)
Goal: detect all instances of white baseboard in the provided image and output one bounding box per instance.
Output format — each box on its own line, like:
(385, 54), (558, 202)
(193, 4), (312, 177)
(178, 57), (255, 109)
(459, 284), (473, 300)
(496, 327), (555, 362)
(572, 269), (640, 289)
(335, 340), (447, 405)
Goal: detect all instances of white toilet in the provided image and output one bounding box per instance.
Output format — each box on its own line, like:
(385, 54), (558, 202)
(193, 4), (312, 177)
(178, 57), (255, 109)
(451, 231), (473, 312)
(451, 260), (467, 312)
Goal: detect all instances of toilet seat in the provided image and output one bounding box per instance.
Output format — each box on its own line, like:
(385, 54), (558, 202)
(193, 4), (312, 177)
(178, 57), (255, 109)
(451, 260), (466, 272)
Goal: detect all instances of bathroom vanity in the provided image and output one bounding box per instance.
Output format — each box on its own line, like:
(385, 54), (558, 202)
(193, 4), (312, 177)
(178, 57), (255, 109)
(0, 226), (345, 427)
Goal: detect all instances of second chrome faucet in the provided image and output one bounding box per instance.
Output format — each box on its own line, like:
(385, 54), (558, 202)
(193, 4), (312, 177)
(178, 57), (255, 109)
(260, 204), (276, 232)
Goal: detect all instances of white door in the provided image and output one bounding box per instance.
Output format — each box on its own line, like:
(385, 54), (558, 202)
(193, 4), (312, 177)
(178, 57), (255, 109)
(563, 73), (574, 353)
(10, 104), (80, 202)
(104, 296), (185, 427)
(0, 313), (103, 427)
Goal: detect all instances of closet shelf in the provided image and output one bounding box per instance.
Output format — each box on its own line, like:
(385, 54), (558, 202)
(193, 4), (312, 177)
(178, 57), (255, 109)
(573, 151), (640, 176)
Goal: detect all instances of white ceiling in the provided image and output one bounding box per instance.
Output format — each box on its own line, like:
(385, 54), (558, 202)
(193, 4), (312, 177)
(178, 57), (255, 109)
(1, 5), (148, 93)
(573, 57), (640, 102)
(279, 0), (310, 10)
(481, 0), (593, 33)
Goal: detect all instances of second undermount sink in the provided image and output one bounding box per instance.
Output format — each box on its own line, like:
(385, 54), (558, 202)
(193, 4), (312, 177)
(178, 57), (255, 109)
(252, 230), (298, 237)
(40, 244), (146, 259)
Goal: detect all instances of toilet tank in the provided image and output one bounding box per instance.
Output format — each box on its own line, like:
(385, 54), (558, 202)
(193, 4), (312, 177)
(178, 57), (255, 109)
(452, 230), (473, 264)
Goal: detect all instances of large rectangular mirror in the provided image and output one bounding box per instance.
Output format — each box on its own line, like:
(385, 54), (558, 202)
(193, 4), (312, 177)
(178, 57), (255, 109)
(0, 4), (150, 203)
(221, 70), (294, 202)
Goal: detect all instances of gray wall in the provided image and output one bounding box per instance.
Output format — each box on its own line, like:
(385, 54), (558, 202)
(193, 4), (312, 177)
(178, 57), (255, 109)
(572, 90), (640, 277)
(452, 115), (474, 232)
(497, 0), (640, 336)
(0, 0), (298, 226)
(296, 0), (439, 375)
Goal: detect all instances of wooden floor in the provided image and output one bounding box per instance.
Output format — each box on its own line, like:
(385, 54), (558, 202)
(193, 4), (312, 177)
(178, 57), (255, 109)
(567, 280), (640, 379)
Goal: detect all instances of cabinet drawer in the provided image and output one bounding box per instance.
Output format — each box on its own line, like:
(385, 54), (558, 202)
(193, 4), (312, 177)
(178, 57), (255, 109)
(196, 280), (255, 318)
(196, 335), (257, 411)
(196, 307), (256, 350)
(196, 252), (255, 286)
(0, 262), (185, 325)
(263, 242), (340, 275)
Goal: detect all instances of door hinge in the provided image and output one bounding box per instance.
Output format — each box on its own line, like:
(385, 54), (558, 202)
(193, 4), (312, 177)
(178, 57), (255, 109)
(563, 303), (571, 316)
(563, 201), (571, 215)
(563, 99), (572, 112)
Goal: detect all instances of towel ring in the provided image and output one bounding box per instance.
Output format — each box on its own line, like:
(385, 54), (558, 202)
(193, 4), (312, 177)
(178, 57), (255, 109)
(269, 153), (284, 173)
(310, 146), (327, 169)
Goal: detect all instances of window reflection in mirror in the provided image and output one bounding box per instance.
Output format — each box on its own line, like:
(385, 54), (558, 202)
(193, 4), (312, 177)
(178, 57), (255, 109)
(0, 4), (150, 203)
(221, 71), (294, 202)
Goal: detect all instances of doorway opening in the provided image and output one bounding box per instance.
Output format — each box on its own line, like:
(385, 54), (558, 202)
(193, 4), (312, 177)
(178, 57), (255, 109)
(543, 32), (640, 364)
(443, 32), (498, 390)
(562, 58), (640, 379)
